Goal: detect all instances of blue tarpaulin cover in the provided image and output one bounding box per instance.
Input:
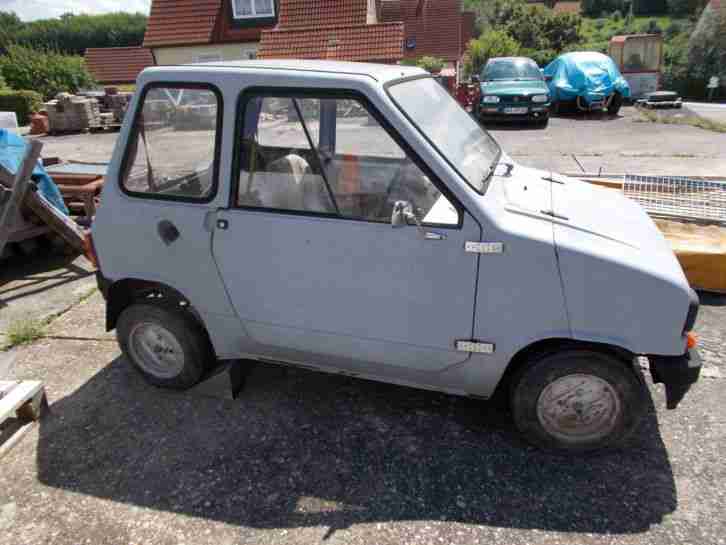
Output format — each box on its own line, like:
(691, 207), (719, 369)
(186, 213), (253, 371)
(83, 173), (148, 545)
(0, 129), (69, 215)
(544, 52), (631, 106)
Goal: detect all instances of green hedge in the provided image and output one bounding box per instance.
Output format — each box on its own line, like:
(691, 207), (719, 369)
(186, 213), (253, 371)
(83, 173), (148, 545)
(0, 90), (43, 125)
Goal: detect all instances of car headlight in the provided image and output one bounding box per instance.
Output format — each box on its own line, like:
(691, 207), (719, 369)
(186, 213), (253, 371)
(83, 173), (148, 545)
(482, 95), (500, 104)
(532, 94), (549, 103)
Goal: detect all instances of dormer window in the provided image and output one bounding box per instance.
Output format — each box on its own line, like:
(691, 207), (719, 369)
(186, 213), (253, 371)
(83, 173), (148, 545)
(231, 0), (275, 19)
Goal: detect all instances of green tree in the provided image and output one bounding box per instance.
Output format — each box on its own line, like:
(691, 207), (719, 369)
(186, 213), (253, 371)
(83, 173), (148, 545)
(0, 12), (147, 55)
(687, 1), (725, 84)
(464, 30), (522, 77)
(0, 45), (96, 100)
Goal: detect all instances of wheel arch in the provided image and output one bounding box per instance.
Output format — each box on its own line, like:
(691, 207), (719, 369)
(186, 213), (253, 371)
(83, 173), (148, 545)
(492, 337), (636, 401)
(106, 278), (204, 333)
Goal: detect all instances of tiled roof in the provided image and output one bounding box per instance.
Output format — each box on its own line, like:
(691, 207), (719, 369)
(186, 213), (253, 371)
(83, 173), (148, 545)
(258, 22), (404, 62)
(143, 0), (222, 47)
(278, 0), (368, 28)
(402, 0), (468, 61)
(84, 47), (155, 83)
(379, 0), (403, 21)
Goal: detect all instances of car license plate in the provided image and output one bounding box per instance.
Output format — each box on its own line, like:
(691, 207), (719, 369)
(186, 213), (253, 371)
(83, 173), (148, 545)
(504, 107), (528, 114)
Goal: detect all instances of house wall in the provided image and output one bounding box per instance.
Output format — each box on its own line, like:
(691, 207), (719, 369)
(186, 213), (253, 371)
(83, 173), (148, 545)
(153, 43), (259, 65)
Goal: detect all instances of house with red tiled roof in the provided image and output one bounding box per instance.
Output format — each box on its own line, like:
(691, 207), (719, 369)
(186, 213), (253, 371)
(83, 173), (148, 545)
(256, 0), (404, 62)
(84, 47), (155, 84)
(143, 0), (278, 65)
(379, 0), (475, 75)
(143, 0), (474, 73)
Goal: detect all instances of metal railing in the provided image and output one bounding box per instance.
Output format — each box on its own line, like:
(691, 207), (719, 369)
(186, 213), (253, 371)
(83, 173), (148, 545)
(623, 174), (726, 224)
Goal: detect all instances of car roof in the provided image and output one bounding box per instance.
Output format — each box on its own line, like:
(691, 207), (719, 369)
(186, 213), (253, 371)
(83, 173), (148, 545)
(486, 57), (537, 64)
(142, 59), (427, 84)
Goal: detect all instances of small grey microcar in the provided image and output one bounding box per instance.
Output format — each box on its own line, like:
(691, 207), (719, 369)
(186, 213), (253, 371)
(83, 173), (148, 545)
(92, 60), (701, 450)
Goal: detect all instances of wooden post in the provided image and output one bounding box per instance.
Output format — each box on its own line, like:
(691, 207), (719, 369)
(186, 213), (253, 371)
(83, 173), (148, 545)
(0, 140), (43, 256)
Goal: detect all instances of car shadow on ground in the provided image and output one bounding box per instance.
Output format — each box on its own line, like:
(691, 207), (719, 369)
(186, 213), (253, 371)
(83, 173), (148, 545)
(0, 249), (90, 311)
(36, 356), (676, 537)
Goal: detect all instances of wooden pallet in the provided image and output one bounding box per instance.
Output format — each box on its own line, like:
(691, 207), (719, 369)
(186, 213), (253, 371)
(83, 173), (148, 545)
(0, 380), (47, 459)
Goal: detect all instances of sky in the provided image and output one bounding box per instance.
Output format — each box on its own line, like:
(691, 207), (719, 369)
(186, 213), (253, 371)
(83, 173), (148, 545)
(1, 0), (151, 21)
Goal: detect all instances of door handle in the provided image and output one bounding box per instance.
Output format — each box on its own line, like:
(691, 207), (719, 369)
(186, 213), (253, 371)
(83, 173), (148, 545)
(157, 220), (180, 245)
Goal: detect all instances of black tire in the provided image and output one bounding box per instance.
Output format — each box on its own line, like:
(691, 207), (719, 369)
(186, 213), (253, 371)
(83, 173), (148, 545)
(609, 92), (623, 116)
(510, 350), (646, 451)
(117, 302), (213, 389)
(536, 116), (549, 129)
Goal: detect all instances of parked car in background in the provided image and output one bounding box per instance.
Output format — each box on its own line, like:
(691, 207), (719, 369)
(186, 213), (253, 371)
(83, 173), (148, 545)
(93, 60), (701, 452)
(473, 57), (551, 127)
(544, 51), (631, 115)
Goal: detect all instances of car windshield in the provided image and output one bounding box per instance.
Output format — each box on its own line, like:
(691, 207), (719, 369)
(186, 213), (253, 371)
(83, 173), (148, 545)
(387, 77), (501, 195)
(482, 60), (542, 81)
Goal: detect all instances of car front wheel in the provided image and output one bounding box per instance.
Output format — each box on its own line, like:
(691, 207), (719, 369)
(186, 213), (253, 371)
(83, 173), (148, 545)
(510, 350), (646, 450)
(117, 302), (212, 389)
(608, 92), (623, 115)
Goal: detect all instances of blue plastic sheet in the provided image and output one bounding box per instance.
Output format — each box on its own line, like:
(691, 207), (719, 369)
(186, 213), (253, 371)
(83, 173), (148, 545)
(0, 129), (69, 215)
(543, 52), (631, 106)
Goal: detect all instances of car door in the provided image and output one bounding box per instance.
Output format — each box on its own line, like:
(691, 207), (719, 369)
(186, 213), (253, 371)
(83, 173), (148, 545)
(212, 91), (481, 376)
(93, 83), (237, 335)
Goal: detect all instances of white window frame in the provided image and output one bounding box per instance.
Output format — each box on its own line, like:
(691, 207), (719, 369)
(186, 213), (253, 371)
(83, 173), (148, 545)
(231, 0), (275, 19)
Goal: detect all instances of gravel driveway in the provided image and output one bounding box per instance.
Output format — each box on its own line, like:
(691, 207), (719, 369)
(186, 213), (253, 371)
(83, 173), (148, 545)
(0, 292), (724, 545)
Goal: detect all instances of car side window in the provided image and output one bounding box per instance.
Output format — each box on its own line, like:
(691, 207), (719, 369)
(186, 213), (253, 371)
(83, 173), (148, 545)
(236, 94), (459, 226)
(121, 85), (219, 201)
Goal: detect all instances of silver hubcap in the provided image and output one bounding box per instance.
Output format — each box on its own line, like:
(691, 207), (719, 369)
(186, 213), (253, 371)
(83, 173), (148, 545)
(128, 322), (185, 379)
(536, 374), (621, 445)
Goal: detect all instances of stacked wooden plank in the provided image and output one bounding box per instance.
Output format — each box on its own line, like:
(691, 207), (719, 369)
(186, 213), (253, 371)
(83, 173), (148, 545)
(0, 380), (47, 459)
(0, 141), (88, 258)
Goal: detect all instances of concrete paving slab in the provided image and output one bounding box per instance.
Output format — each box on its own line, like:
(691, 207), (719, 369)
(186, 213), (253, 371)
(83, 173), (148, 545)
(0, 251), (96, 344)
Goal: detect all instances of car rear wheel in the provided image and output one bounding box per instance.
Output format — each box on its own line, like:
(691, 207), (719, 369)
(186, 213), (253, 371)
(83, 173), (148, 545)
(510, 350), (646, 450)
(117, 302), (212, 389)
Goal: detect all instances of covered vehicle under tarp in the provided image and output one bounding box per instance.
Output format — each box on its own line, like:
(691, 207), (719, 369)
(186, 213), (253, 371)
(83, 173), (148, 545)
(544, 52), (631, 109)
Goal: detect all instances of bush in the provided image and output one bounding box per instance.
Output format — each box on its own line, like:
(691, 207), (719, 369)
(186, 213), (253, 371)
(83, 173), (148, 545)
(522, 48), (559, 67)
(0, 45), (95, 100)
(594, 18), (607, 29)
(416, 56), (447, 73)
(464, 30), (522, 77)
(611, 9), (623, 19)
(0, 90), (43, 125)
(664, 20), (684, 38)
(645, 19), (663, 33)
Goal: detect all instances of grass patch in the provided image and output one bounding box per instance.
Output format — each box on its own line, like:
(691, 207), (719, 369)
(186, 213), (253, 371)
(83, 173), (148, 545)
(635, 108), (726, 133)
(0, 287), (99, 350)
(5, 319), (46, 348)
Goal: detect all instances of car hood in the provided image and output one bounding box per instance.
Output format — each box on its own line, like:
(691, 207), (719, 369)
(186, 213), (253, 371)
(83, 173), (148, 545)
(500, 163), (675, 254)
(480, 79), (548, 96)
(550, 175), (673, 252)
